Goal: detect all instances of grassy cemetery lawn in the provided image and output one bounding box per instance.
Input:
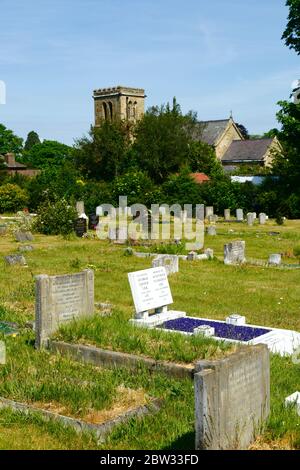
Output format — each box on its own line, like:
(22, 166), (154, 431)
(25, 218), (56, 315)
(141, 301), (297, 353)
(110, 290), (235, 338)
(0, 219), (299, 449)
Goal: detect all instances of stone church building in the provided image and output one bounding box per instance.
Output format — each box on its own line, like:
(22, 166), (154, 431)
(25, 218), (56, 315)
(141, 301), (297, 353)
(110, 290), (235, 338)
(93, 86), (280, 170)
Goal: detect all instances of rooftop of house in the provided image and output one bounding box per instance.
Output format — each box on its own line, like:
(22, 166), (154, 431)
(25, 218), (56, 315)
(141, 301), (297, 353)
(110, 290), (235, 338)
(190, 172), (210, 184)
(222, 139), (274, 163)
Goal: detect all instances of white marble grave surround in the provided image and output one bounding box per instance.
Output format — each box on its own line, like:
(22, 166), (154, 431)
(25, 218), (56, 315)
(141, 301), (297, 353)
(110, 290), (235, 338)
(128, 266), (186, 326)
(156, 315), (300, 357)
(285, 392), (300, 416)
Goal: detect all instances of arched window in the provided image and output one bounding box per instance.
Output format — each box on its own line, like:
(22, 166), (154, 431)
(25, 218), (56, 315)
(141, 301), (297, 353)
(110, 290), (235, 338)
(102, 102), (108, 120)
(127, 100), (133, 119)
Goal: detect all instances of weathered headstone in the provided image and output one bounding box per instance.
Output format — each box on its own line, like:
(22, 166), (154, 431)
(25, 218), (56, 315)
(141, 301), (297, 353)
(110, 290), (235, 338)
(208, 214), (218, 224)
(152, 255), (179, 275)
(35, 270), (94, 348)
(18, 245), (33, 252)
(196, 204), (205, 221)
(194, 344), (270, 450)
(205, 206), (214, 218)
(4, 255), (27, 266)
(15, 231), (34, 242)
(259, 213), (266, 225)
(0, 225), (7, 236)
(76, 201), (85, 217)
(268, 254), (281, 266)
(75, 218), (87, 237)
(247, 213), (254, 226)
(128, 267), (185, 325)
(207, 226), (217, 236)
(224, 209), (231, 221)
(285, 392), (300, 416)
(236, 209), (244, 222)
(96, 206), (103, 217)
(224, 241), (246, 265)
(204, 248), (214, 259)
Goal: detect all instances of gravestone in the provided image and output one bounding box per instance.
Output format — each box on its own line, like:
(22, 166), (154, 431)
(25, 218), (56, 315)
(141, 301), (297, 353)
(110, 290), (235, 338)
(76, 201), (85, 217)
(204, 248), (214, 259)
(247, 213), (254, 226)
(15, 231), (34, 242)
(18, 245), (33, 252)
(259, 213), (266, 225)
(224, 241), (246, 265)
(128, 266), (185, 325)
(152, 255), (179, 275)
(208, 214), (218, 223)
(4, 255), (27, 266)
(187, 251), (198, 261)
(268, 254), (281, 266)
(75, 218), (87, 237)
(207, 226), (217, 236)
(88, 213), (99, 230)
(205, 206), (214, 218)
(35, 269), (94, 348)
(236, 209), (244, 222)
(224, 209), (231, 221)
(285, 392), (300, 416)
(195, 344), (270, 450)
(196, 204), (205, 221)
(0, 225), (7, 236)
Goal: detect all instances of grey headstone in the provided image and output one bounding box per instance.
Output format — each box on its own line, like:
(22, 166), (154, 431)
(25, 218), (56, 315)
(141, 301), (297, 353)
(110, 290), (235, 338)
(35, 270), (94, 348)
(0, 225), (7, 236)
(15, 231), (34, 242)
(4, 254), (27, 266)
(247, 213), (254, 226)
(224, 209), (231, 221)
(208, 214), (218, 223)
(224, 241), (246, 265)
(205, 206), (214, 218)
(207, 226), (217, 236)
(196, 204), (205, 221)
(268, 254), (281, 266)
(152, 255), (179, 275)
(18, 245), (34, 252)
(195, 344), (270, 450)
(76, 201), (85, 217)
(236, 209), (244, 221)
(259, 213), (266, 225)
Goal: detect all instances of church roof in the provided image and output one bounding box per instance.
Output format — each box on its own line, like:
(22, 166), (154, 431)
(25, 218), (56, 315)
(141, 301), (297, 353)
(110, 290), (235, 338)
(222, 139), (274, 163)
(200, 119), (232, 146)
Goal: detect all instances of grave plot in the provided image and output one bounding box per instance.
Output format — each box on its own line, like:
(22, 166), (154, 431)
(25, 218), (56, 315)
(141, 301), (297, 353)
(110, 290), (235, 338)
(127, 267), (300, 357)
(0, 336), (161, 442)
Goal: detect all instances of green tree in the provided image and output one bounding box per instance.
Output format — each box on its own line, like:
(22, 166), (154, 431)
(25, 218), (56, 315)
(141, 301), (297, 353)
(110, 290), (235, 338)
(133, 99), (199, 183)
(0, 183), (29, 213)
(74, 121), (131, 181)
(22, 140), (72, 169)
(0, 124), (23, 156)
(282, 0), (300, 54)
(24, 131), (41, 151)
(187, 141), (224, 178)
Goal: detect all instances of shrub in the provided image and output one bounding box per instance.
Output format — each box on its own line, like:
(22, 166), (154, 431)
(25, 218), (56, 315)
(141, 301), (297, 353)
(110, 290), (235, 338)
(34, 199), (77, 236)
(0, 183), (29, 213)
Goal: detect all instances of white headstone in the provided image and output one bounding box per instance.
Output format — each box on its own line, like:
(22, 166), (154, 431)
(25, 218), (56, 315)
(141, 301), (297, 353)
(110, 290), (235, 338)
(205, 206), (214, 218)
(236, 209), (244, 221)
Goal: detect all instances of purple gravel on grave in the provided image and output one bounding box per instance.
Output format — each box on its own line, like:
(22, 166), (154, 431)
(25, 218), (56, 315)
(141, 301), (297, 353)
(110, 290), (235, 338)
(158, 317), (271, 342)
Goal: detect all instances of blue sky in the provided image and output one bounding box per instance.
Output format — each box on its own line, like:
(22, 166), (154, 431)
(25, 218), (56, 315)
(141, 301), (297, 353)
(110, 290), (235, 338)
(0, 0), (299, 145)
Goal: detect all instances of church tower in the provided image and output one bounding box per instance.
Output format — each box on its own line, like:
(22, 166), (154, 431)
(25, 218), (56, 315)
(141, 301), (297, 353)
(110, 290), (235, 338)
(93, 86), (146, 126)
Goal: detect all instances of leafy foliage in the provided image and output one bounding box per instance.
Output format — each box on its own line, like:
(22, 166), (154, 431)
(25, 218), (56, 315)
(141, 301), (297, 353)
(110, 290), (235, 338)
(0, 183), (29, 213)
(24, 131), (41, 151)
(0, 124), (23, 156)
(34, 198), (77, 236)
(282, 0), (300, 54)
(74, 121), (131, 181)
(22, 140), (73, 169)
